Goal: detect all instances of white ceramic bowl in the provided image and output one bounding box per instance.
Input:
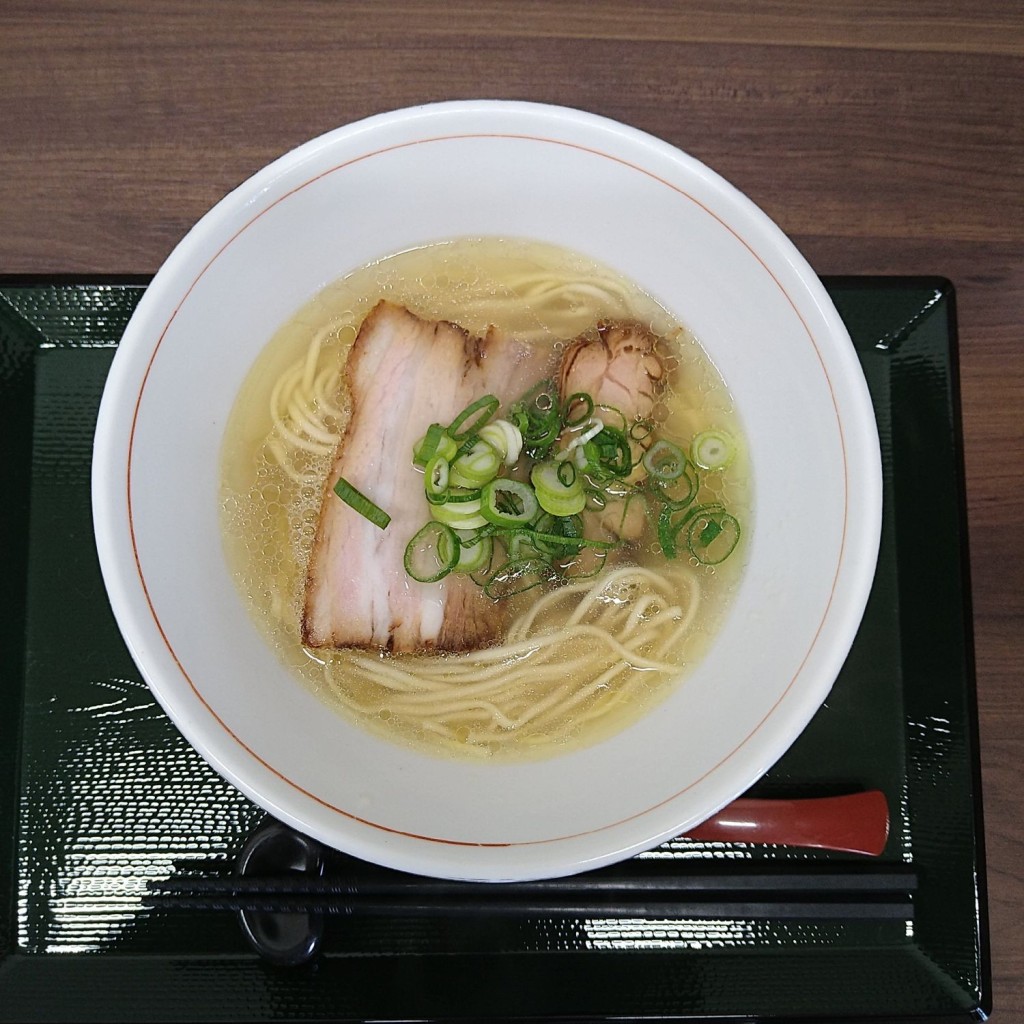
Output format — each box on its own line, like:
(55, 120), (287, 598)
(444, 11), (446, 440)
(92, 100), (881, 882)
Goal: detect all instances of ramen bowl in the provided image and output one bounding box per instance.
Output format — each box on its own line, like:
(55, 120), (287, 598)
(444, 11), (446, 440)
(92, 100), (881, 882)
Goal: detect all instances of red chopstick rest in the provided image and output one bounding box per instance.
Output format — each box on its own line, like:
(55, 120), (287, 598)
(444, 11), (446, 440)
(686, 790), (890, 856)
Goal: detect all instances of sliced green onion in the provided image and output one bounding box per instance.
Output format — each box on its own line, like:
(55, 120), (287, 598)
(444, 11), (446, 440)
(451, 529), (493, 574)
(333, 476), (391, 530)
(630, 420), (655, 443)
(657, 504), (681, 559)
(528, 515), (617, 557)
(524, 416), (560, 453)
(642, 439), (687, 481)
(510, 380), (561, 454)
(413, 423), (457, 467)
(424, 454), (450, 505)
(483, 558), (557, 600)
(560, 550), (610, 580)
(441, 486), (483, 503)
(562, 392), (594, 427)
(403, 521), (460, 582)
(556, 459), (577, 487)
(687, 508), (741, 564)
(405, 386), (740, 592)
(509, 408), (529, 436)
(652, 458), (700, 511)
(555, 416), (604, 463)
(429, 496), (488, 530)
(451, 432), (481, 462)
(691, 429), (736, 471)
(531, 460), (586, 517)
(504, 529), (547, 562)
(579, 424), (632, 481)
(478, 419), (523, 466)
(449, 438), (502, 489)
(480, 478), (539, 527)
(594, 403), (627, 433)
(657, 501), (715, 559)
(448, 394), (500, 440)
(658, 502), (735, 561)
(531, 530), (617, 551)
(532, 512), (584, 557)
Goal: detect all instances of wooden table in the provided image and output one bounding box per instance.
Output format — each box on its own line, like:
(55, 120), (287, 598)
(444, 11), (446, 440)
(2, 1), (1021, 1019)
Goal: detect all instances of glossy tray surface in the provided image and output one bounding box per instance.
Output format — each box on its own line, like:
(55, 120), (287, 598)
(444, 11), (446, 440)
(0, 278), (988, 1022)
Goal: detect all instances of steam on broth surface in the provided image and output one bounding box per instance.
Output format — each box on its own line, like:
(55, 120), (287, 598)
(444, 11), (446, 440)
(220, 238), (751, 761)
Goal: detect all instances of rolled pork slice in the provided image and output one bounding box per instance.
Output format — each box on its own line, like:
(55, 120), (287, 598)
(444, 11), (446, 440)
(558, 320), (665, 543)
(558, 320), (664, 426)
(302, 301), (548, 653)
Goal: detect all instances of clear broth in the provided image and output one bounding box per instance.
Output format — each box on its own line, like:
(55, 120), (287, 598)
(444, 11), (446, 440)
(220, 237), (752, 761)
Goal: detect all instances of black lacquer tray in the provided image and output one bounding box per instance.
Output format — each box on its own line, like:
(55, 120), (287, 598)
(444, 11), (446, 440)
(0, 277), (989, 1022)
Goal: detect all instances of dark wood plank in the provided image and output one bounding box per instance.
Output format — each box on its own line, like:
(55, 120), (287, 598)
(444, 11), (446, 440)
(1, 0), (1021, 1018)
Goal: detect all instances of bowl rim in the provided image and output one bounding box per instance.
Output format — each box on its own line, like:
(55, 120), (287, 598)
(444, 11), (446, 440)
(92, 99), (882, 881)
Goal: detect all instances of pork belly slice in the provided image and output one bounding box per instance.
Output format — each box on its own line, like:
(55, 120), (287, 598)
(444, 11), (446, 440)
(302, 300), (548, 653)
(558, 321), (665, 544)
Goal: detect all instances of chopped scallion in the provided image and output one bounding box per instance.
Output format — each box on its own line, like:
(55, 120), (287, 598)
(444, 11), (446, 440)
(429, 496), (488, 530)
(483, 557), (556, 600)
(449, 438), (502, 489)
(480, 478), (539, 527)
(402, 384), (744, 594)
(691, 429), (736, 471)
(404, 521), (460, 582)
(333, 476), (391, 530)
(423, 454), (450, 505)
(452, 529), (493, 574)
(448, 394), (500, 440)
(478, 419), (524, 466)
(687, 508), (740, 564)
(413, 422), (454, 467)
(531, 459), (586, 517)
(642, 439), (686, 481)
(562, 392), (594, 427)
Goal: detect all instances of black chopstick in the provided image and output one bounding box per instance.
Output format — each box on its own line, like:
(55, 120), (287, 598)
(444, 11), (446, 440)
(148, 893), (913, 920)
(152, 866), (917, 898)
(147, 863), (917, 921)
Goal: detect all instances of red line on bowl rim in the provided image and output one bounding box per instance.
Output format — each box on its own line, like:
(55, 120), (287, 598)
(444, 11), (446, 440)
(125, 130), (850, 849)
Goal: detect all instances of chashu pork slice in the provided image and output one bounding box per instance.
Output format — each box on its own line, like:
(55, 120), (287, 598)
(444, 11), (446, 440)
(302, 300), (547, 653)
(558, 320), (665, 543)
(558, 320), (664, 427)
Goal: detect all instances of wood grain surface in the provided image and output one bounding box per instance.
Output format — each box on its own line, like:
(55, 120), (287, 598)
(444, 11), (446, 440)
(2, 1), (1021, 1019)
